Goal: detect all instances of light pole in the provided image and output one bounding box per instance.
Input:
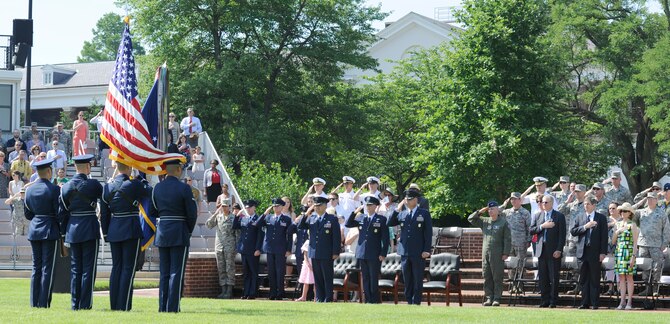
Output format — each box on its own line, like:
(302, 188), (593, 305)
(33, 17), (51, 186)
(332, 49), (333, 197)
(25, 0), (32, 126)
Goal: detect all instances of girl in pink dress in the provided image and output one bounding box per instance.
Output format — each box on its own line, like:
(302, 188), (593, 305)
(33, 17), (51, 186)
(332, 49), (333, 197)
(72, 111), (89, 157)
(296, 240), (314, 301)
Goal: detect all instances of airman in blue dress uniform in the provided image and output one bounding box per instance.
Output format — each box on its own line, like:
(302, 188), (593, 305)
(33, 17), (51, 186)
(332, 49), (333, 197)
(258, 198), (293, 300)
(100, 161), (152, 311)
(24, 157), (62, 308)
(59, 154), (103, 310)
(387, 190), (433, 305)
(345, 196), (390, 303)
(151, 159), (198, 312)
(233, 199), (265, 299)
(298, 196), (341, 302)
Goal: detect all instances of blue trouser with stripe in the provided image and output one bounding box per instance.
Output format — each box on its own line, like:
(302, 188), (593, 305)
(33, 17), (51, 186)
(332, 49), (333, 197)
(267, 253), (287, 298)
(70, 239), (99, 310)
(401, 256), (424, 305)
(30, 239), (58, 308)
(109, 238), (140, 311)
(158, 246), (189, 312)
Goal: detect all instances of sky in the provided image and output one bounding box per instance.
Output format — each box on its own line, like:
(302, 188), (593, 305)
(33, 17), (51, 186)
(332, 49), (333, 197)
(0, 0), (662, 65)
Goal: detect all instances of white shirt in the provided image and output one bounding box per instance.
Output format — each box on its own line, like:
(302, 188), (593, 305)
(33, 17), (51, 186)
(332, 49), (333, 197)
(522, 191), (558, 216)
(180, 116), (202, 135)
(90, 115), (104, 131)
(339, 190), (357, 215)
(46, 149), (67, 169)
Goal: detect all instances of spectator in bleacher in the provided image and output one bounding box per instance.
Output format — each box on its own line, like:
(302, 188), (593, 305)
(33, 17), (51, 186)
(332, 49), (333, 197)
(167, 112), (179, 145)
(5, 129), (26, 162)
(204, 160), (223, 203)
(0, 152), (8, 198)
(28, 145), (41, 162)
(571, 195), (608, 310)
(7, 141), (23, 163)
(633, 182), (663, 206)
(90, 109), (110, 166)
(177, 134), (190, 164)
(72, 111), (89, 157)
(634, 192), (670, 297)
(30, 152), (47, 172)
(46, 140), (67, 178)
(46, 134), (66, 152)
(180, 107), (202, 147)
(550, 176), (571, 206)
(51, 122), (71, 157)
(53, 168), (69, 187)
(191, 146), (204, 172)
(216, 183), (233, 207)
(26, 134), (45, 154)
(10, 150), (31, 182)
(613, 203), (638, 310)
(206, 199), (237, 299)
(8, 170), (24, 205)
(184, 177), (200, 202)
(21, 122), (41, 142)
(258, 198), (294, 300)
(4, 187), (27, 235)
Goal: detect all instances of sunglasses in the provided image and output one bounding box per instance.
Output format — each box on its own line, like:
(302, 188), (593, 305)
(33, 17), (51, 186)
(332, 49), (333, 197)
(652, 188), (661, 191)
(169, 115), (175, 118)
(592, 188), (601, 191)
(541, 201), (551, 204)
(559, 181), (567, 184)
(328, 198), (337, 201)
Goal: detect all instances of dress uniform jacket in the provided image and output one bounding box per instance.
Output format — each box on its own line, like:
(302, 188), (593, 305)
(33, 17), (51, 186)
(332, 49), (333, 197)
(151, 176), (198, 247)
(259, 213), (293, 254)
(60, 173), (103, 243)
(387, 207), (432, 257)
(298, 212), (342, 259)
(345, 212), (390, 259)
(233, 214), (265, 255)
(100, 174), (153, 242)
(25, 178), (62, 241)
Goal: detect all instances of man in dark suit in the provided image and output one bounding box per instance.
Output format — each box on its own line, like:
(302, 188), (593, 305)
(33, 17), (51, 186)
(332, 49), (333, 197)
(151, 159), (198, 312)
(570, 195), (608, 309)
(298, 196), (341, 302)
(258, 198), (293, 300)
(529, 194), (566, 308)
(387, 190), (433, 305)
(59, 154), (103, 310)
(232, 199), (265, 299)
(345, 196), (390, 303)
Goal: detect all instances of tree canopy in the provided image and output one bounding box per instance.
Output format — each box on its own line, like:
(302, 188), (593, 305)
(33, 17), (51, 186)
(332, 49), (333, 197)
(78, 13), (146, 62)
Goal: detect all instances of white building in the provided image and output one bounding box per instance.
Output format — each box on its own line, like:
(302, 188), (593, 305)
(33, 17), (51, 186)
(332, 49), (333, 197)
(0, 69), (22, 137)
(344, 12), (462, 84)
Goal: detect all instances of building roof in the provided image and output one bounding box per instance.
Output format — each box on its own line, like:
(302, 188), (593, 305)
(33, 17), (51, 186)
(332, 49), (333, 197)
(20, 61), (115, 90)
(372, 12), (462, 50)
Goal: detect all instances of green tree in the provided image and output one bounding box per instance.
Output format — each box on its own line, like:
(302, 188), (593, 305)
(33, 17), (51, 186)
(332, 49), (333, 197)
(78, 12), (146, 62)
(230, 160), (307, 211)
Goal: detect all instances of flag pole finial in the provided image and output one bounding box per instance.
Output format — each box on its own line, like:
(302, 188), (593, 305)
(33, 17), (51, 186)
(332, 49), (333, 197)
(123, 15), (131, 25)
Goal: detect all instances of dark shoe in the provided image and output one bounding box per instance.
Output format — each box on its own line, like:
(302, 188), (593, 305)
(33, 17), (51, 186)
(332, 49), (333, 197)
(217, 292), (226, 299)
(549, 304), (556, 308)
(241, 296), (248, 300)
(591, 306), (598, 310)
(578, 305), (589, 309)
(538, 303), (550, 308)
(247, 296), (256, 300)
(567, 289), (581, 295)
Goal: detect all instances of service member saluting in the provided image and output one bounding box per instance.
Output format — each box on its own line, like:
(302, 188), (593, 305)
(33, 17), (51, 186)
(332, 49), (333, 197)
(298, 196), (341, 302)
(59, 154), (103, 310)
(258, 198), (294, 300)
(345, 196), (390, 303)
(151, 159), (198, 312)
(468, 201), (511, 306)
(233, 199), (265, 299)
(24, 157), (62, 308)
(387, 190), (432, 305)
(100, 161), (153, 311)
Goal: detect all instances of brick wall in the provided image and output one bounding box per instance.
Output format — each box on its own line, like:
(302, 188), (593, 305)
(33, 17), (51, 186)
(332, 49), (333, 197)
(183, 252), (220, 298)
(437, 229), (483, 260)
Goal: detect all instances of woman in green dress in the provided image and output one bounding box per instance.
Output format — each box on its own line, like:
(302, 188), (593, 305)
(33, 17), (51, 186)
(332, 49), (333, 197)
(612, 202), (639, 310)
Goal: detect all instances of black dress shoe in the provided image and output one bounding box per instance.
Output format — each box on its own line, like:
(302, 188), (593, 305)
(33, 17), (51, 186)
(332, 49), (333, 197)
(549, 304), (556, 308)
(577, 305), (589, 309)
(269, 297), (276, 300)
(248, 296), (256, 300)
(538, 303), (550, 308)
(591, 306), (598, 310)
(241, 296), (248, 300)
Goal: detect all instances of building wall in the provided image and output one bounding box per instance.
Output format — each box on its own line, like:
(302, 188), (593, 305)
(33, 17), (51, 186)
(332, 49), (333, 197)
(0, 70), (23, 139)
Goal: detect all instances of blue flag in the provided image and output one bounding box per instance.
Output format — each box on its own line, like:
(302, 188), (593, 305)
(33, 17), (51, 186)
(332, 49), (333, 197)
(138, 74), (160, 251)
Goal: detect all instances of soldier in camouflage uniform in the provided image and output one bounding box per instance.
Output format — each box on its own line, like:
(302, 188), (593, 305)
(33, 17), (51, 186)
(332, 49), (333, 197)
(468, 201), (511, 306)
(603, 171), (632, 204)
(558, 184), (587, 294)
(501, 192), (531, 293)
(4, 187), (28, 235)
(206, 198), (238, 299)
(550, 176), (571, 207)
(633, 181), (663, 206)
(634, 193), (670, 296)
(590, 183), (611, 216)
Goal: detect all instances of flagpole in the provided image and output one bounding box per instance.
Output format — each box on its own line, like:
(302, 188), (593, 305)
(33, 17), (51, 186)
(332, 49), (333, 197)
(157, 63), (168, 151)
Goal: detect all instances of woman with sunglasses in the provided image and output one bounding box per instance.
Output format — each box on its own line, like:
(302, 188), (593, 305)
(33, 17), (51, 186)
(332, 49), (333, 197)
(612, 203), (638, 310)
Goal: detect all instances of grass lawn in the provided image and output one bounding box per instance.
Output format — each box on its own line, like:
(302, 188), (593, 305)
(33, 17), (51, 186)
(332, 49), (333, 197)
(2, 278), (667, 323)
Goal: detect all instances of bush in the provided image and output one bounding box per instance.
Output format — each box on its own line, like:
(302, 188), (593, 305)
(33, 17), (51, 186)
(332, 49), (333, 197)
(230, 160), (307, 211)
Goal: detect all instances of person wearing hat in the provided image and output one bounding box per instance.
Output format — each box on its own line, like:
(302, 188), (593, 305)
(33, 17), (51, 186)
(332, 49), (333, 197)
(331, 176), (357, 216)
(353, 176), (382, 208)
(521, 176), (557, 216)
(300, 177), (329, 205)
(100, 161), (153, 311)
(258, 198), (294, 300)
(59, 154), (103, 310)
(469, 201), (511, 306)
(500, 192), (531, 294)
(529, 194), (566, 308)
(21, 121), (43, 143)
(345, 196), (390, 304)
(408, 183), (430, 211)
(603, 171), (632, 204)
(203, 160), (224, 203)
(379, 186), (398, 216)
(298, 196), (341, 302)
(571, 195), (609, 309)
(233, 199), (265, 299)
(633, 181), (664, 205)
(24, 157), (62, 308)
(387, 190), (433, 305)
(4, 185), (28, 236)
(151, 158), (197, 312)
(557, 183), (587, 295)
(206, 198), (237, 299)
(550, 176), (571, 206)
(612, 202), (639, 310)
(632, 192), (670, 296)
(587, 183), (611, 216)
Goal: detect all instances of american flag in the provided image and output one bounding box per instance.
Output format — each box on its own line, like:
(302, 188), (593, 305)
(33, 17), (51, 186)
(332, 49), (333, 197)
(100, 23), (184, 174)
